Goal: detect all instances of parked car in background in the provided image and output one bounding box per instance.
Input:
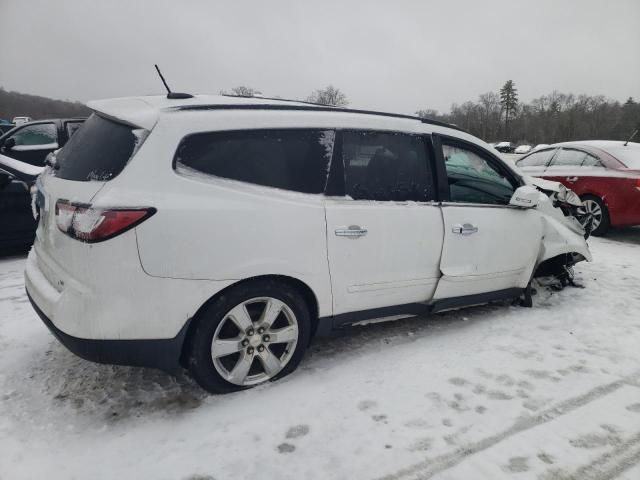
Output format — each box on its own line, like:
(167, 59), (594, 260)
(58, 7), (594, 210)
(494, 141), (514, 153)
(516, 140), (640, 235)
(26, 94), (590, 394)
(0, 118), (86, 167)
(533, 143), (550, 151)
(12, 116), (32, 125)
(514, 144), (532, 154)
(0, 153), (43, 250)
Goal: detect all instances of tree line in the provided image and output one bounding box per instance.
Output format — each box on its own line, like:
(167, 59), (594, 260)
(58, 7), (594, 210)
(417, 80), (640, 145)
(3, 82), (638, 146)
(0, 87), (91, 122)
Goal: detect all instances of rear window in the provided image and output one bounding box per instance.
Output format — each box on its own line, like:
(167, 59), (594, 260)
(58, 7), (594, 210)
(606, 144), (640, 169)
(174, 129), (335, 194)
(54, 114), (140, 181)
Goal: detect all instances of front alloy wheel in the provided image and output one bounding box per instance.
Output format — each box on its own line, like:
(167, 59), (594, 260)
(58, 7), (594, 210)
(581, 195), (610, 236)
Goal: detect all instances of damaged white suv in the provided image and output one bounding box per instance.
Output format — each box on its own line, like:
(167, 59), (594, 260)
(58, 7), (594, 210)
(25, 94), (591, 393)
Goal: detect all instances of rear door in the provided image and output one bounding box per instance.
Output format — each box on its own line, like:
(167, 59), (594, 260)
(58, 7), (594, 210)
(542, 147), (606, 195)
(324, 130), (444, 316)
(434, 136), (542, 300)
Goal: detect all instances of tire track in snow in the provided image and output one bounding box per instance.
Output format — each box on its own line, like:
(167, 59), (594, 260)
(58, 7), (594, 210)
(556, 431), (640, 480)
(376, 372), (640, 480)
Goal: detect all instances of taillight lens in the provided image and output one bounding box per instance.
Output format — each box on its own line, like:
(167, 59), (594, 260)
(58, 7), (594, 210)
(55, 200), (156, 242)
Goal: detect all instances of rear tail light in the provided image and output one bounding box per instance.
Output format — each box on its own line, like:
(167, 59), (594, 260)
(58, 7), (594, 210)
(635, 178), (640, 191)
(55, 199), (156, 242)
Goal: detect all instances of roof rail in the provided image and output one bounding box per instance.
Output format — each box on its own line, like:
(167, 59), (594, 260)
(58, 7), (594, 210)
(175, 101), (466, 133)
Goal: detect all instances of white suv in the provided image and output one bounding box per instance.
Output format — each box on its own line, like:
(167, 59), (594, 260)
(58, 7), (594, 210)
(25, 94), (591, 393)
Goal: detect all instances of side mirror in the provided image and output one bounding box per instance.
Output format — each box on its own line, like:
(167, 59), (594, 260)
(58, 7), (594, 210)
(3, 137), (16, 150)
(509, 185), (540, 208)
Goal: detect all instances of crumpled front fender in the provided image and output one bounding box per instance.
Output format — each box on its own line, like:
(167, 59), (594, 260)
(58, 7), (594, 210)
(536, 195), (592, 265)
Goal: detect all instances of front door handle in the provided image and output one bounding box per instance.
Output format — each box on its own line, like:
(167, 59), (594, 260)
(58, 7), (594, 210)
(566, 176), (578, 183)
(335, 225), (368, 238)
(452, 223), (478, 235)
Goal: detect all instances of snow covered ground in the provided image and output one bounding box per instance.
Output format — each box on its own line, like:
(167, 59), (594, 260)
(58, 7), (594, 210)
(1, 232), (640, 480)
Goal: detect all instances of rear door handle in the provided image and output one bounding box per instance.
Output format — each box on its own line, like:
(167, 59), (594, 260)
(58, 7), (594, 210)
(566, 176), (578, 182)
(335, 225), (368, 238)
(452, 223), (478, 235)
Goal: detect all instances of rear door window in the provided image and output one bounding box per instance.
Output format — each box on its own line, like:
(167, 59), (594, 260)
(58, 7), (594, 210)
(54, 114), (139, 181)
(341, 131), (434, 201)
(549, 148), (601, 167)
(174, 129), (335, 194)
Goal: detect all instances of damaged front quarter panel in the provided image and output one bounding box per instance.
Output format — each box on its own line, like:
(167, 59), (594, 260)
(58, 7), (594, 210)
(525, 177), (592, 282)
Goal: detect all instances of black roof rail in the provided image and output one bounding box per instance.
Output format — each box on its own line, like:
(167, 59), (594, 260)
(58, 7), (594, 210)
(175, 101), (466, 133)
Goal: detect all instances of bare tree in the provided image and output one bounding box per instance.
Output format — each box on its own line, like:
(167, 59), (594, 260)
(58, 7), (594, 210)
(220, 86), (261, 97)
(306, 86), (348, 107)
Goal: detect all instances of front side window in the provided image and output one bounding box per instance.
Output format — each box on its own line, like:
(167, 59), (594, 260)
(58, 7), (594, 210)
(517, 148), (555, 167)
(10, 123), (57, 147)
(175, 129), (335, 194)
(342, 131), (433, 201)
(550, 148), (601, 167)
(443, 142), (517, 205)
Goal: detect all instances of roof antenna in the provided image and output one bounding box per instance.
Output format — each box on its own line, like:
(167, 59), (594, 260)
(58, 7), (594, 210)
(154, 64), (193, 99)
(623, 129), (638, 146)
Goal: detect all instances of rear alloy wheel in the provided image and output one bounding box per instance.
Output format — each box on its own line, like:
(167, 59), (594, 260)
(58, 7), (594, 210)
(187, 282), (311, 394)
(581, 195), (610, 236)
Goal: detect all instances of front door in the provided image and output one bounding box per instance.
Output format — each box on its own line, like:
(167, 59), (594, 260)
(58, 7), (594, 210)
(434, 137), (543, 300)
(0, 122), (59, 166)
(324, 130), (444, 316)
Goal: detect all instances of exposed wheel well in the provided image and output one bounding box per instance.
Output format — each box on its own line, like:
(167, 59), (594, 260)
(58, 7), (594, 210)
(534, 252), (585, 278)
(179, 275), (320, 367)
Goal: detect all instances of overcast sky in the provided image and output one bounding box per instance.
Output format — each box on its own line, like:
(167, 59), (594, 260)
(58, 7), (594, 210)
(1, 0), (639, 115)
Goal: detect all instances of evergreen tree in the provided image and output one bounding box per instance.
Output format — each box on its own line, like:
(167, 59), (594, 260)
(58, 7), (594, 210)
(499, 80), (518, 138)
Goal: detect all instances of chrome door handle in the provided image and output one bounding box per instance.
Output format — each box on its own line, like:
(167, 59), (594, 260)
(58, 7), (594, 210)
(335, 225), (368, 238)
(566, 176), (578, 182)
(452, 223), (478, 235)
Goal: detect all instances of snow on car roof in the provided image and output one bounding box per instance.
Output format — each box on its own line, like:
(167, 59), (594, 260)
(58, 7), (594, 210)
(87, 95), (319, 129)
(87, 94), (464, 133)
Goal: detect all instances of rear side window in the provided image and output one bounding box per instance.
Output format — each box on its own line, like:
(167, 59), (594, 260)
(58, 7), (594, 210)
(342, 131), (433, 201)
(54, 114), (139, 181)
(517, 149), (555, 167)
(175, 129), (335, 194)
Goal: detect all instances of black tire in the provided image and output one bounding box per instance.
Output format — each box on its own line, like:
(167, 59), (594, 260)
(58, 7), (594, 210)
(581, 195), (610, 236)
(187, 279), (311, 394)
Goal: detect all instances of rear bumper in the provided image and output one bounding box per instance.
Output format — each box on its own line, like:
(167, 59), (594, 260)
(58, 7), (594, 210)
(27, 289), (189, 373)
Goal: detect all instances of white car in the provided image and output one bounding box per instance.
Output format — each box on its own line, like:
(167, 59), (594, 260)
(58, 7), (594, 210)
(514, 144), (532, 154)
(11, 116), (32, 125)
(25, 94), (591, 393)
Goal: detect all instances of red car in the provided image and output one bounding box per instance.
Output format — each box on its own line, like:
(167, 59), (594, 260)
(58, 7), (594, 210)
(516, 141), (640, 235)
